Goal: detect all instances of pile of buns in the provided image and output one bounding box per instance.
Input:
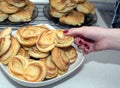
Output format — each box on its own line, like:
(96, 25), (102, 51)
(0, 25), (78, 82)
(49, 0), (96, 26)
(0, 0), (35, 22)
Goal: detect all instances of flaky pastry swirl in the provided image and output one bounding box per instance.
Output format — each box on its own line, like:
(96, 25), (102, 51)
(28, 47), (50, 59)
(0, 0), (20, 14)
(50, 0), (76, 12)
(24, 61), (47, 82)
(0, 35), (11, 56)
(41, 55), (58, 79)
(0, 36), (20, 65)
(51, 47), (70, 74)
(16, 25), (48, 46)
(36, 30), (56, 52)
(8, 55), (28, 75)
(36, 30), (74, 52)
(4, 0), (29, 7)
(55, 30), (74, 47)
(63, 46), (77, 63)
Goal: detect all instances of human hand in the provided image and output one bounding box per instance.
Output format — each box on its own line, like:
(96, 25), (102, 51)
(63, 26), (111, 54)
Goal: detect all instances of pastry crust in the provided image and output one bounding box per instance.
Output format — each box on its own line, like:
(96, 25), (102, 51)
(17, 48), (30, 59)
(36, 30), (56, 52)
(8, 55), (28, 75)
(0, 35), (11, 56)
(50, 0), (76, 12)
(59, 10), (85, 26)
(28, 47), (50, 59)
(0, 27), (12, 38)
(41, 55), (58, 79)
(16, 25), (48, 46)
(8, 1), (35, 22)
(0, 0), (20, 14)
(55, 30), (74, 47)
(50, 7), (67, 18)
(4, 0), (29, 7)
(74, 0), (85, 4)
(76, 0), (95, 14)
(0, 36), (20, 65)
(63, 46), (77, 63)
(24, 61), (47, 82)
(0, 11), (8, 22)
(51, 47), (70, 74)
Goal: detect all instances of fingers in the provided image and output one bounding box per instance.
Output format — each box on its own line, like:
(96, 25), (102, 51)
(63, 27), (84, 36)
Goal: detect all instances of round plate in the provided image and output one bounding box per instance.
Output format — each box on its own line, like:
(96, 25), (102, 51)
(43, 4), (97, 28)
(0, 6), (38, 26)
(0, 24), (84, 87)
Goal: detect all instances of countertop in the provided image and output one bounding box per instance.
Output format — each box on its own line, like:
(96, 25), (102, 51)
(1, 50), (120, 88)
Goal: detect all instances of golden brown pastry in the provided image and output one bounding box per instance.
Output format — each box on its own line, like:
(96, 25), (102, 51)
(17, 48), (30, 59)
(28, 47), (50, 59)
(0, 27), (12, 56)
(41, 55), (58, 79)
(8, 1), (35, 22)
(51, 47), (70, 75)
(55, 30), (74, 47)
(50, 0), (76, 12)
(0, 11), (8, 22)
(74, 0), (85, 4)
(0, 36), (20, 65)
(0, 27), (12, 38)
(36, 30), (56, 52)
(76, 0), (95, 14)
(24, 61), (47, 82)
(50, 7), (67, 18)
(4, 0), (29, 7)
(59, 10), (85, 26)
(16, 25), (48, 47)
(8, 55), (29, 80)
(63, 46), (77, 63)
(0, 35), (11, 56)
(0, 0), (20, 14)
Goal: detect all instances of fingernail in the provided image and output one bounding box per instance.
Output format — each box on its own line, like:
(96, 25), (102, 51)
(79, 40), (83, 44)
(84, 43), (89, 47)
(63, 30), (68, 33)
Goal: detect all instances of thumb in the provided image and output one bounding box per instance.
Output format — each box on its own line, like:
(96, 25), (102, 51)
(63, 28), (83, 36)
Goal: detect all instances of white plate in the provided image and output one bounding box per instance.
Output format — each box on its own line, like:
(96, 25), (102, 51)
(0, 24), (84, 87)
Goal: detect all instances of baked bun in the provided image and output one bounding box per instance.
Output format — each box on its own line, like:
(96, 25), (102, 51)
(50, 0), (76, 12)
(24, 61), (47, 82)
(55, 30), (74, 47)
(51, 47), (70, 74)
(59, 10), (85, 26)
(4, 0), (29, 7)
(41, 55), (58, 79)
(0, 0), (20, 14)
(28, 47), (50, 59)
(76, 0), (95, 14)
(8, 1), (35, 22)
(50, 7), (66, 18)
(16, 25), (48, 47)
(0, 11), (8, 22)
